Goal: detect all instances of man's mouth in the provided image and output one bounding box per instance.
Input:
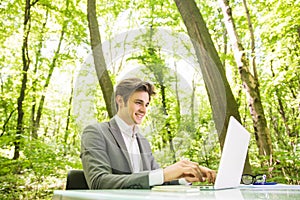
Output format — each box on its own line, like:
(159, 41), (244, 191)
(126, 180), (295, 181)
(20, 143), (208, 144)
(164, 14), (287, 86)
(135, 113), (144, 120)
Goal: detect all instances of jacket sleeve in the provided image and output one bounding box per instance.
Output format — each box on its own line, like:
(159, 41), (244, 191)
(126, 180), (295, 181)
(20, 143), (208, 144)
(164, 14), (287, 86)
(80, 123), (151, 189)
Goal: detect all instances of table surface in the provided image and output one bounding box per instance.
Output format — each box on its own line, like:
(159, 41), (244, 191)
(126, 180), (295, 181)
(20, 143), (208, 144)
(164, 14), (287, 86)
(53, 184), (300, 200)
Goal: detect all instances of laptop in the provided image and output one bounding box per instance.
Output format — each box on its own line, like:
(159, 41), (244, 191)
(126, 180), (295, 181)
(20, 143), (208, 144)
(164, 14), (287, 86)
(152, 116), (251, 191)
(199, 116), (251, 190)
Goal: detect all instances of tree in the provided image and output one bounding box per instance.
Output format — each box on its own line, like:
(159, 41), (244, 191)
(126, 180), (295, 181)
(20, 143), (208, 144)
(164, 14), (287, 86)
(218, 0), (273, 157)
(1, 0), (300, 198)
(30, 9), (49, 139)
(87, 0), (116, 118)
(14, 0), (39, 160)
(31, 10), (66, 139)
(174, 0), (251, 173)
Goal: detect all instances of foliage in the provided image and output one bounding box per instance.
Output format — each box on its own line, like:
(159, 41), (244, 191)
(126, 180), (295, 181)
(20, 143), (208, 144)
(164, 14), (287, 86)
(0, 138), (81, 199)
(0, 0), (299, 198)
(249, 143), (300, 184)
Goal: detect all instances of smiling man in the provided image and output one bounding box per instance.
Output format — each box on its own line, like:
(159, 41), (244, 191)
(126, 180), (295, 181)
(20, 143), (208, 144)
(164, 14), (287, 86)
(80, 78), (216, 189)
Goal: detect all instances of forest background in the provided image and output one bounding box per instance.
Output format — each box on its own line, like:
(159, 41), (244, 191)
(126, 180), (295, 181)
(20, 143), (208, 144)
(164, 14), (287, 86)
(0, 0), (299, 199)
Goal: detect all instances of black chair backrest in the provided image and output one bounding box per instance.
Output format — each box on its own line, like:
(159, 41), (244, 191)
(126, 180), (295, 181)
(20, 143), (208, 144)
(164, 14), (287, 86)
(66, 169), (89, 190)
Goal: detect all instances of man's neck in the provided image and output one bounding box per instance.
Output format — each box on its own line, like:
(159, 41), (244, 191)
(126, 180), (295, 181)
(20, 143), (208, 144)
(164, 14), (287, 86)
(115, 115), (137, 134)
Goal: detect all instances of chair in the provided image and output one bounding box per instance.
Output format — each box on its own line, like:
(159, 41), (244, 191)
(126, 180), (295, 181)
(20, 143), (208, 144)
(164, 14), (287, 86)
(66, 169), (89, 190)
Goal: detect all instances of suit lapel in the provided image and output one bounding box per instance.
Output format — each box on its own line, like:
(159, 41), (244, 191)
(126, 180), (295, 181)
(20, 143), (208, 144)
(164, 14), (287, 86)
(108, 118), (133, 172)
(136, 135), (149, 171)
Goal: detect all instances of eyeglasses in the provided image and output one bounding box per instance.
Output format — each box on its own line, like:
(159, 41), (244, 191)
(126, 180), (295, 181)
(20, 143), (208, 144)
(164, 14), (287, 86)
(241, 174), (266, 185)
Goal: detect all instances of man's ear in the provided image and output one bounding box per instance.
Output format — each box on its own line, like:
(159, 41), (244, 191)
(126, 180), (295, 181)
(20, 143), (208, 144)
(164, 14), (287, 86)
(116, 95), (124, 107)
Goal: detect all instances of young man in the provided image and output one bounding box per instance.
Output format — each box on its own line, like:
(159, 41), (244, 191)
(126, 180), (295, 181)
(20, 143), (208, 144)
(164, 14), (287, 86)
(81, 78), (216, 189)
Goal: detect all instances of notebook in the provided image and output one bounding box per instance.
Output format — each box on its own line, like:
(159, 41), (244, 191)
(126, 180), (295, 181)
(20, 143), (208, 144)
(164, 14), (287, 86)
(200, 116), (251, 190)
(152, 116), (251, 191)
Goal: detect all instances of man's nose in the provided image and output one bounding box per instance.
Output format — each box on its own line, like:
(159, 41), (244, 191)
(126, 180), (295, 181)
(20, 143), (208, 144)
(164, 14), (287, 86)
(140, 104), (147, 112)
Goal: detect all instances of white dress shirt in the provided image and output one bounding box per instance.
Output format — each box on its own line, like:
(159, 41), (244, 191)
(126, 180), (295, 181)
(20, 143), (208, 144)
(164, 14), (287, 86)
(114, 115), (188, 186)
(114, 115), (163, 185)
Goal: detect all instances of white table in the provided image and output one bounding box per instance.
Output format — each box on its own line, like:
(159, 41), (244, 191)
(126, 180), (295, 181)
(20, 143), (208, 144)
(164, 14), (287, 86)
(53, 184), (300, 200)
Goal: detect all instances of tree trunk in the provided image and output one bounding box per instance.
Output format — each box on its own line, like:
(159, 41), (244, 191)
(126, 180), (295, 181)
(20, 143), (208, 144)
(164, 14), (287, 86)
(174, 0), (251, 173)
(243, 0), (258, 81)
(190, 75), (196, 128)
(64, 69), (75, 145)
(174, 62), (181, 125)
(139, 27), (177, 163)
(14, 0), (34, 160)
(1, 110), (15, 137)
(150, 64), (177, 163)
(87, 0), (116, 118)
(30, 10), (48, 139)
(32, 20), (65, 138)
(270, 63), (291, 137)
(218, 0), (273, 157)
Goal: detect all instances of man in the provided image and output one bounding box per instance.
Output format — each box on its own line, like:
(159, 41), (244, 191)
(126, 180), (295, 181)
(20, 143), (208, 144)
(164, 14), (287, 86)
(81, 78), (216, 189)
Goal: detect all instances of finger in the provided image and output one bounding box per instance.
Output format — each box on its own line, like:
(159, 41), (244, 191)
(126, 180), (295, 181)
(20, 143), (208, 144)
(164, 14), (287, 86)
(182, 166), (203, 182)
(182, 172), (202, 182)
(212, 171), (217, 183)
(181, 161), (206, 182)
(192, 163), (204, 180)
(206, 171), (213, 183)
(207, 170), (216, 183)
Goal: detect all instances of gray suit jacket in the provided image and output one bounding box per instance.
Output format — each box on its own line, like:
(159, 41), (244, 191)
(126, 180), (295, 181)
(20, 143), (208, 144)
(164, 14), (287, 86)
(80, 117), (160, 189)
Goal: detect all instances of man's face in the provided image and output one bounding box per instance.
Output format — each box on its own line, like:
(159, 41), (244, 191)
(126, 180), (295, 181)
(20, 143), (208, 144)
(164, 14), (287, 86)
(117, 91), (150, 126)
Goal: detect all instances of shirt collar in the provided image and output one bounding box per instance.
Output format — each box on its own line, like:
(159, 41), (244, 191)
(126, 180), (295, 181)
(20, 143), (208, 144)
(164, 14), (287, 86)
(114, 115), (139, 138)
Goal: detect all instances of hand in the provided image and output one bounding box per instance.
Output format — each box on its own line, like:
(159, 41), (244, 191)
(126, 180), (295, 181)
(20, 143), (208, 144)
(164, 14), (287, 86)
(199, 166), (216, 184)
(163, 159), (216, 183)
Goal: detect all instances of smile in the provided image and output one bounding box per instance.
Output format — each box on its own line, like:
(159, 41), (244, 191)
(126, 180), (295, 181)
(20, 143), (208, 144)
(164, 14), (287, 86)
(136, 113), (144, 119)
